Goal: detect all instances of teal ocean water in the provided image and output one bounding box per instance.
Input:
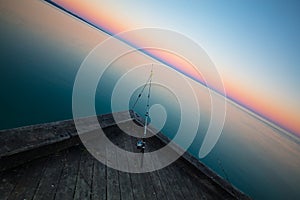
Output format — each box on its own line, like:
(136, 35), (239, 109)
(1, 2), (300, 199)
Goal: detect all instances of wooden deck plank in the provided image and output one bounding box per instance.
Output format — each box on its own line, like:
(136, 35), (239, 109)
(151, 157), (177, 200)
(126, 135), (146, 200)
(145, 137), (172, 200)
(162, 165), (185, 200)
(147, 133), (232, 200)
(33, 151), (65, 200)
(176, 159), (234, 200)
(54, 146), (81, 200)
(148, 138), (182, 200)
(137, 137), (159, 200)
(106, 139), (120, 200)
(7, 157), (47, 200)
(140, 172), (158, 200)
(148, 170), (168, 200)
(167, 161), (197, 200)
(143, 138), (168, 200)
(174, 160), (206, 200)
(92, 160), (107, 200)
(115, 131), (134, 200)
(126, 134), (158, 200)
(87, 130), (107, 200)
(136, 142), (159, 200)
(0, 168), (24, 200)
(73, 147), (94, 200)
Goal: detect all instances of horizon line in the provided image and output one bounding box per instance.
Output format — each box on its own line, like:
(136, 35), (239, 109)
(43, 0), (299, 139)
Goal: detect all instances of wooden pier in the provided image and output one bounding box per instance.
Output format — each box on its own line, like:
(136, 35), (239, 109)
(0, 112), (250, 200)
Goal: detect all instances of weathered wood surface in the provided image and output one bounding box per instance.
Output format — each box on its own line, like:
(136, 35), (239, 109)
(0, 122), (250, 200)
(0, 111), (131, 171)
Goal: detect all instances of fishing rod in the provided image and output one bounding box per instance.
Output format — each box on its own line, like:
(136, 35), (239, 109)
(135, 65), (153, 153)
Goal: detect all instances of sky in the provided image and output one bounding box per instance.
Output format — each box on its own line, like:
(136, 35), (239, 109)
(48, 0), (300, 136)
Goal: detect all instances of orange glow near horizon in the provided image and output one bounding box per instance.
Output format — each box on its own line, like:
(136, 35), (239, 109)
(224, 79), (300, 135)
(53, 0), (130, 34)
(146, 49), (206, 82)
(51, 0), (300, 136)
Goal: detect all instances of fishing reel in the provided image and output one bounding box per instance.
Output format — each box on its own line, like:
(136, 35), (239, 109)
(136, 139), (145, 150)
